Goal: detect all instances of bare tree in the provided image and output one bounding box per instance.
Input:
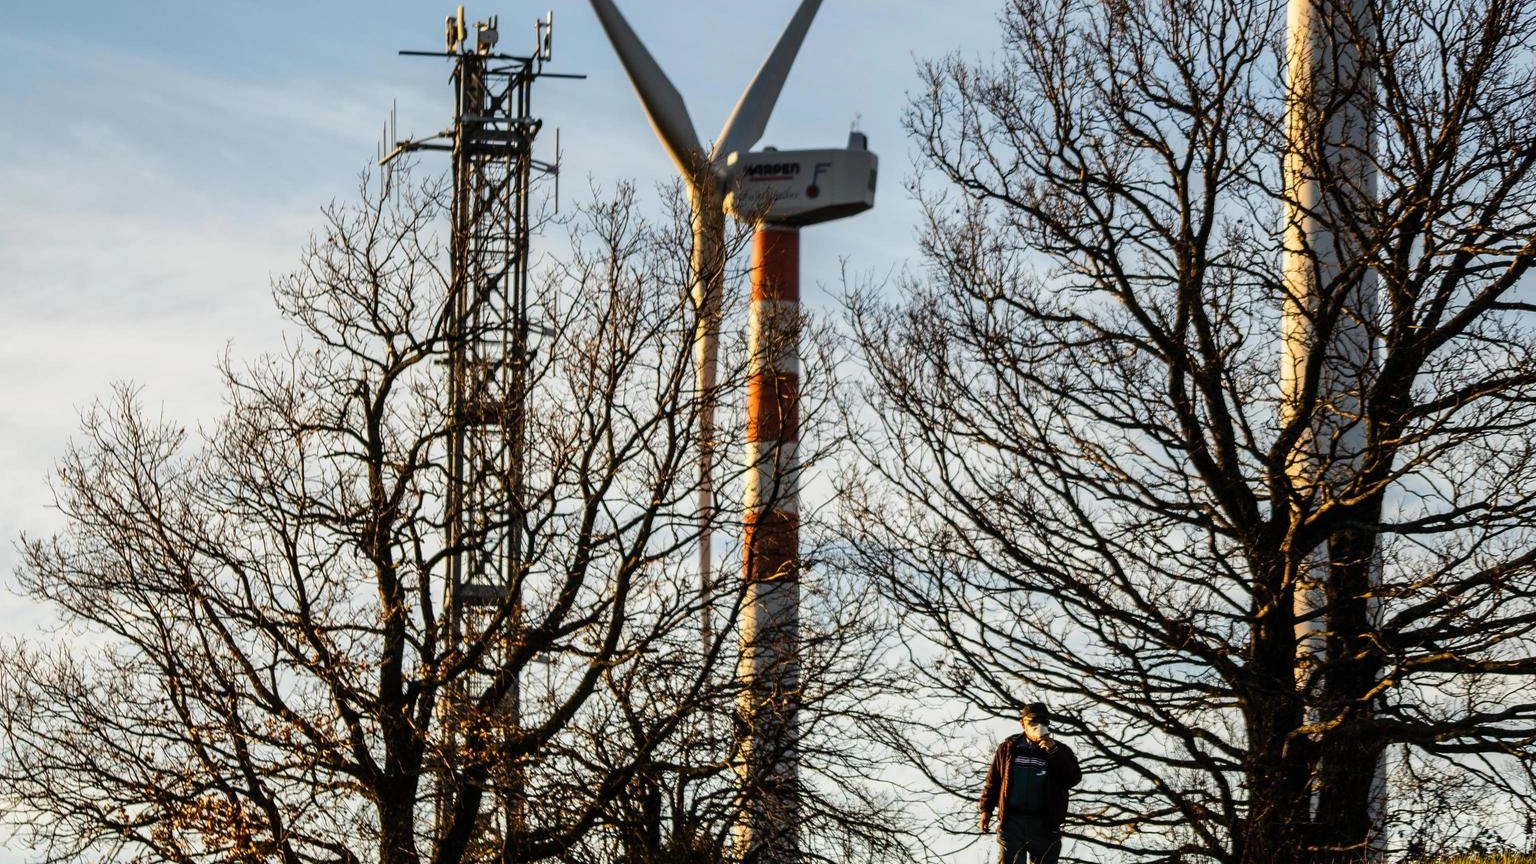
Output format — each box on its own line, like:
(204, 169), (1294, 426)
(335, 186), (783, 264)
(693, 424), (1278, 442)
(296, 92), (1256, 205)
(0, 169), (724, 864)
(574, 544), (919, 864)
(841, 0), (1536, 861)
(0, 166), (916, 864)
(0, 171), (706, 864)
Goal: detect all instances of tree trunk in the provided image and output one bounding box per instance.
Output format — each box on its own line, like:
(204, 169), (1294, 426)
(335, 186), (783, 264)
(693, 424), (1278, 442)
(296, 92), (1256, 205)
(1242, 563), (1315, 864)
(1315, 519), (1386, 859)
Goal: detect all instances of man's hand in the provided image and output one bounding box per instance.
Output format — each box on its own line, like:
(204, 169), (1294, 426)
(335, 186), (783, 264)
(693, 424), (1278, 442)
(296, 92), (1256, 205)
(979, 812), (992, 833)
(1038, 736), (1056, 751)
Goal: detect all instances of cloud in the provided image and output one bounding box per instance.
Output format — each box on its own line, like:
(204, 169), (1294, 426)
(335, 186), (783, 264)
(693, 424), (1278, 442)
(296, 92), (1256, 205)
(0, 30), (391, 625)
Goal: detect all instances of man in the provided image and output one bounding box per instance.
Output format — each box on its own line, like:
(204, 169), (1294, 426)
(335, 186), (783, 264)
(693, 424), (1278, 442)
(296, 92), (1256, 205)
(979, 702), (1082, 864)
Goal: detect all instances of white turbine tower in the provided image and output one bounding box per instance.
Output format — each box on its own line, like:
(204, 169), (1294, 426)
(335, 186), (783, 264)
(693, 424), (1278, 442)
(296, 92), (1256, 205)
(1281, 0), (1385, 853)
(588, 3), (877, 861)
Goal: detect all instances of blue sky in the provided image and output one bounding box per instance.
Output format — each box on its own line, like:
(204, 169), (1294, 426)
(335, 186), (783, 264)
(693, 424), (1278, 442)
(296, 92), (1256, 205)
(0, 1), (1007, 856)
(0, 0), (999, 606)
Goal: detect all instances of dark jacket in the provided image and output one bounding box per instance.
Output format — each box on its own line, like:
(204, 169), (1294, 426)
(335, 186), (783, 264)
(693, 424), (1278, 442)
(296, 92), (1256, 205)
(979, 733), (1082, 830)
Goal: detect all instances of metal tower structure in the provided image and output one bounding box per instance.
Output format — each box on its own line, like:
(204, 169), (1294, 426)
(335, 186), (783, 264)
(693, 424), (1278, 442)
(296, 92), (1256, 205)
(382, 7), (579, 858)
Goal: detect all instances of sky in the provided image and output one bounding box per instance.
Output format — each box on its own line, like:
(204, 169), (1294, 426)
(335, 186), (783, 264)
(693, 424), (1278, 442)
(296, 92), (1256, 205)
(0, 0), (1012, 859)
(0, 0), (1004, 625)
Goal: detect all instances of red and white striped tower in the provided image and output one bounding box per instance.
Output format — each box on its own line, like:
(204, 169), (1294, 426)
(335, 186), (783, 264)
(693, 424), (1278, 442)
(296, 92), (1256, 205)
(737, 223), (801, 861)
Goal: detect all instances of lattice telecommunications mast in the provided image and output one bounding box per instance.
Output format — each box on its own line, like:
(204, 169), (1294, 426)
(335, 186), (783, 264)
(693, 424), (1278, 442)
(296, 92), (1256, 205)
(380, 7), (580, 856)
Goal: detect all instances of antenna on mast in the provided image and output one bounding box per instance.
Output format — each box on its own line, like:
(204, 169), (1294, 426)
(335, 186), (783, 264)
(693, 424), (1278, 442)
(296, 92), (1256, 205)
(536, 11), (553, 62)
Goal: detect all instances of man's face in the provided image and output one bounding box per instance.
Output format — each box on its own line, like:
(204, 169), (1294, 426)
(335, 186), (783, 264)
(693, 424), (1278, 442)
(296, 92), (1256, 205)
(1022, 716), (1049, 743)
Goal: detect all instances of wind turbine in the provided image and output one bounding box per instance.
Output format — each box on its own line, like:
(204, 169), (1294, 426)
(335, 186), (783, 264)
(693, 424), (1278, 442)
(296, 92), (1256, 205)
(588, 2), (877, 860)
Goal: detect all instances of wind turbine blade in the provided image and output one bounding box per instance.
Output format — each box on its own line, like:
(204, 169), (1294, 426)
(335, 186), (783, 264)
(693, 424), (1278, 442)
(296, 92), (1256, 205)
(710, 0), (823, 165)
(588, 0), (705, 179)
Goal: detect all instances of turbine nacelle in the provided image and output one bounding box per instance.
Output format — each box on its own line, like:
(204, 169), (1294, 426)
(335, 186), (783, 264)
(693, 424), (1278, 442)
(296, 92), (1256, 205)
(724, 132), (877, 227)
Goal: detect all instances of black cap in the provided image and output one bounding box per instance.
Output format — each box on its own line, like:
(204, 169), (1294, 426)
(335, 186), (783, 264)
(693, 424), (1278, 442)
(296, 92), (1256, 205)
(1020, 702), (1051, 723)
